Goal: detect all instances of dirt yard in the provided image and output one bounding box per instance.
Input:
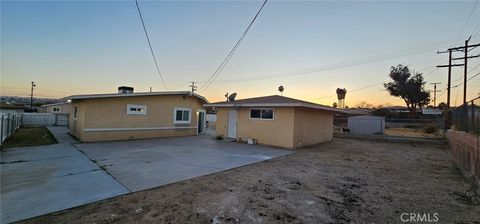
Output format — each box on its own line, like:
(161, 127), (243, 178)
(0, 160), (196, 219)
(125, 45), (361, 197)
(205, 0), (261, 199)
(385, 127), (443, 138)
(23, 138), (479, 224)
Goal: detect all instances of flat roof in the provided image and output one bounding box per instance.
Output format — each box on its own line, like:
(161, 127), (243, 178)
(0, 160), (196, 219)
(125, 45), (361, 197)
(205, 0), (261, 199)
(204, 95), (345, 113)
(41, 101), (70, 107)
(69, 91), (209, 103)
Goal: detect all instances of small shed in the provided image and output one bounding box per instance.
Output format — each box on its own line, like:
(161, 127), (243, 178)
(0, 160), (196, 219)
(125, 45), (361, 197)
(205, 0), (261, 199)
(204, 95), (344, 149)
(348, 115), (385, 134)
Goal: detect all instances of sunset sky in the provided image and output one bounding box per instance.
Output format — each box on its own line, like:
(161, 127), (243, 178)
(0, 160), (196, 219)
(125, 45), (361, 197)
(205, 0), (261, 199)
(1, 0), (480, 107)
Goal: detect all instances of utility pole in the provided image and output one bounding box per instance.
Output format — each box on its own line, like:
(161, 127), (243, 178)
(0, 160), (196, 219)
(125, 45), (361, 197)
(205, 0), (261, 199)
(189, 81), (197, 93)
(437, 37), (480, 130)
(463, 37), (469, 105)
(30, 82), (36, 111)
(430, 82), (441, 108)
(437, 50), (463, 109)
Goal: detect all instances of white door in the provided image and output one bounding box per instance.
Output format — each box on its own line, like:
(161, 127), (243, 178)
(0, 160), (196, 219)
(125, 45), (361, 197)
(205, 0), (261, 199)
(227, 109), (237, 138)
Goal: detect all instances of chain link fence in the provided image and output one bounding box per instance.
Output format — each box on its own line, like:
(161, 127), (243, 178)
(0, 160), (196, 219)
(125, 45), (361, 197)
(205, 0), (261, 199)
(451, 96), (480, 134)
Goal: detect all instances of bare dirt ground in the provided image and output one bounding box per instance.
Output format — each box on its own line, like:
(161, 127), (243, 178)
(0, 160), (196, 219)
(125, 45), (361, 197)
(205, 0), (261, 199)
(385, 127), (443, 138)
(23, 138), (479, 224)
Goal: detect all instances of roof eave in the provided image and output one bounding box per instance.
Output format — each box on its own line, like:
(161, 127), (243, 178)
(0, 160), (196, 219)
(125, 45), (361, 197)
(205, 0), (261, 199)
(203, 102), (345, 113)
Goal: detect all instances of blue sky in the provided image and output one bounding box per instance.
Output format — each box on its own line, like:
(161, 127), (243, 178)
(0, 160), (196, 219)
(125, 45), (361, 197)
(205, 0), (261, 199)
(1, 0), (480, 106)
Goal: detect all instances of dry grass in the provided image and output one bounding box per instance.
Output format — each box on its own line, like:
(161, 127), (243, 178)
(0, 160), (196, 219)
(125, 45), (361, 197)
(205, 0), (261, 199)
(2, 127), (57, 149)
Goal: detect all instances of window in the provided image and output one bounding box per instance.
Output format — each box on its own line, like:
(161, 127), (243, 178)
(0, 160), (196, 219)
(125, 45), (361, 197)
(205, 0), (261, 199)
(127, 104), (147, 115)
(52, 107), (61, 112)
(174, 108), (191, 124)
(73, 106), (78, 119)
(250, 108), (274, 120)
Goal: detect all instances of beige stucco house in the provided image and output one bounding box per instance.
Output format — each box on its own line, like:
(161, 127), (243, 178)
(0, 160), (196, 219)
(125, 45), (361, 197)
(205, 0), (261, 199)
(204, 95), (344, 149)
(69, 90), (208, 142)
(40, 101), (71, 114)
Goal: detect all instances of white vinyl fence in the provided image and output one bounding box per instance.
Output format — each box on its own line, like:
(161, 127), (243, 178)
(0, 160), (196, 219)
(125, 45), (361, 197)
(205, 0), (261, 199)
(22, 113), (56, 126)
(22, 113), (69, 126)
(205, 114), (217, 136)
(1, 113), (22, 145)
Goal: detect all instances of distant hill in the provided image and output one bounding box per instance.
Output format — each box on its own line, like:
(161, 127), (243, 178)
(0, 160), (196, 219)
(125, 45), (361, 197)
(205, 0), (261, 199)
(0, 96), (66, 106)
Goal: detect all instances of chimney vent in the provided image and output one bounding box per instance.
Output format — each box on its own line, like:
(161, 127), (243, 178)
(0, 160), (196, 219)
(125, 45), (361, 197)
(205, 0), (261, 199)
(118, 86), (134, 94)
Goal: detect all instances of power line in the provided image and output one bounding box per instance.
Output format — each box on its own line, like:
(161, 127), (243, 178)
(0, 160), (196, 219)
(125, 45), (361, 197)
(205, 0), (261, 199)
(311, 66), (438, 101)
(312, 82), (385, 101)
(203, 38), (465, 84)
(459, 0), (479, 38)
(135, 0), (168, 90)
(198, 0), (268, 93)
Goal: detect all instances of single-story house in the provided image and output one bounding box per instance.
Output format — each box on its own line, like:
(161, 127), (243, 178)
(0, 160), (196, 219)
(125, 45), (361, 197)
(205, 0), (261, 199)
(40, 101), (71, 114)
(0, 102), (26, 113)
(69, 88), (208, 142)
(204, 95), (344, 149)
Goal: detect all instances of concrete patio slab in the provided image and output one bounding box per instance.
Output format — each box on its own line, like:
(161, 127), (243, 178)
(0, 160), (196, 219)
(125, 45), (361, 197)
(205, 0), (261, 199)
(1, 141), (128, 223)
(77, 136), (292, 192)
(1, 128), (291, 223)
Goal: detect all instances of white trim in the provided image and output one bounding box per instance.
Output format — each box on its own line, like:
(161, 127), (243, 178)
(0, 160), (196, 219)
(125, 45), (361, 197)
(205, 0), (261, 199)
(127, 104), (148, 115)
(70, 91), (208, 103)
(196, 109), (206, 135)
(249, 108), (274, 120)
(83, 126), (196, 132)
(41, 101), (70, 107)
(174, 107), (192, 124)
(52, 107), (61, 113)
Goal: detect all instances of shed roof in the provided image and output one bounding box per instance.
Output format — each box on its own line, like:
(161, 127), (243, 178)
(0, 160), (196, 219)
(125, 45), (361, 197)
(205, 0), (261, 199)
(204, 95), (345, 113)
(41, 101), (70, 107)
(69, 91), (208, 103)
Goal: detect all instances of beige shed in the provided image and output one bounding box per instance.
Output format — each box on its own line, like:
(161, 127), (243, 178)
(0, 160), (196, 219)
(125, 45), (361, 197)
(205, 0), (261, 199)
(204, 95), (344, 149)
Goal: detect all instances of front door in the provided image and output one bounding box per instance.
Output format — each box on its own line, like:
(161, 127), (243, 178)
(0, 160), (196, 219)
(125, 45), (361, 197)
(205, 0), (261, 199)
(227, 109), (237, 138)
(197, 111), (205, 134)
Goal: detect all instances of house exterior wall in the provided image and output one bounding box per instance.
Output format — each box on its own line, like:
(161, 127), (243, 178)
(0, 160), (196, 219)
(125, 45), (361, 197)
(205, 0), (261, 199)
(293, 107), (333, 148)
(70, 95), (204, 142)
(43, 104), (71, 114)
(215, 107), (296, 149)
(215, 107), (333, 149)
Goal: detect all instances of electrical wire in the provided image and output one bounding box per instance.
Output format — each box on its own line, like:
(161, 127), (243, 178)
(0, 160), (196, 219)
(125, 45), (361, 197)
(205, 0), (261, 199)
(459, 0), (479, 38)
(135, 0), (168, 90)
(310, 66), (437, 101)
(204, 38), (464, 84)
(199, 0), (268, 93)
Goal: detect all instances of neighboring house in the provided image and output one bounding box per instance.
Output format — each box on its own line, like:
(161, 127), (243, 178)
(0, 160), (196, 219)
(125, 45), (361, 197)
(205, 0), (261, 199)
(40, 101), (71, 114)
(204, 95), (344, 149)
(69, 89), (208, 142)
(0, 102), (25, 113)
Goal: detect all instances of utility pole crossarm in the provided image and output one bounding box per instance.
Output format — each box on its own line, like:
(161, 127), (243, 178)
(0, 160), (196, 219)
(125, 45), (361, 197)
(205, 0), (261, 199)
(437, 64), (465, 68)
(452, 54), (480, 60)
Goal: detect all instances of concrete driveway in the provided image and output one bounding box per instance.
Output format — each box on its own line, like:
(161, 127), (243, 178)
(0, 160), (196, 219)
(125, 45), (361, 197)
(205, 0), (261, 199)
(1, 127), (291, 223)
(77, 136), (292, 192)
(0, 135), (129, 223)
